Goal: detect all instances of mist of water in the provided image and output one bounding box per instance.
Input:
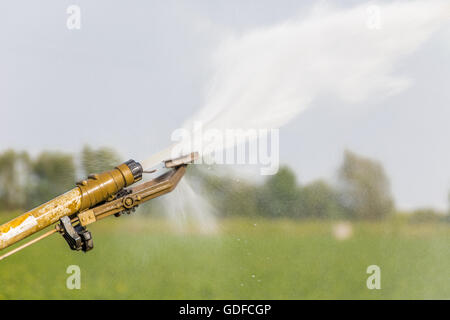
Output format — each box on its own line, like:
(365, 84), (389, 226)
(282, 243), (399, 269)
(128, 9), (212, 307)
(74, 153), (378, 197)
(141, 0), (450, 231)
(160, 178), (218, 234)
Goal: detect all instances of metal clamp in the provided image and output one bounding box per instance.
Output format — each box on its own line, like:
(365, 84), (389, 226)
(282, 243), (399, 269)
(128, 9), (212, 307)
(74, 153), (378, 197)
(56, 216), (93, 252)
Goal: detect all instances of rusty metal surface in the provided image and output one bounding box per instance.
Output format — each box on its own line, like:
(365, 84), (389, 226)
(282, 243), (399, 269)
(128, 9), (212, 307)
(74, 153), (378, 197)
(78, 209), (97, 227)
(0, 188), (82, 250)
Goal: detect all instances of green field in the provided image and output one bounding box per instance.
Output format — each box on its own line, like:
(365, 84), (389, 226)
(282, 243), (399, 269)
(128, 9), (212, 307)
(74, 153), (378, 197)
(0, 214), (449, 299)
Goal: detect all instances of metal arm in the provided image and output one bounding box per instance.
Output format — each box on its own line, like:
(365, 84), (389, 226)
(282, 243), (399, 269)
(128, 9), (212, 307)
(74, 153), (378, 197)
(0, 152), (197, 261)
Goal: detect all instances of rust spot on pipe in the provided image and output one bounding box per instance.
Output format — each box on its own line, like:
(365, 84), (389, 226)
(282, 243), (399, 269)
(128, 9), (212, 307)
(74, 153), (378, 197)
(0, 188), (82, 250)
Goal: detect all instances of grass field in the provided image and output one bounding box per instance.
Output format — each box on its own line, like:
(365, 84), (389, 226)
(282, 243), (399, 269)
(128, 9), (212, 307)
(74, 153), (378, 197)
(0, 214), (449, 299)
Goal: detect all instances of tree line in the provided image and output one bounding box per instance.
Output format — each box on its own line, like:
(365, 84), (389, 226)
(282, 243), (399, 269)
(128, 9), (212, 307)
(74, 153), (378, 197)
(0, 146), (120, 211)
(0, 146), (447, 222)
(188, 150), (448, 222)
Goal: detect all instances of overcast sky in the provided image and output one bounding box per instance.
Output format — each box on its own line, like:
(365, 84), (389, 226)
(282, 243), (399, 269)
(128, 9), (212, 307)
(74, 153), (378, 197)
(1, 1), (449, 210)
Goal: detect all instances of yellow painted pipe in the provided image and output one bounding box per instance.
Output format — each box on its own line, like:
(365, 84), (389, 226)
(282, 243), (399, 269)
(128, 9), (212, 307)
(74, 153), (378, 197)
(0, 160), (142, 250)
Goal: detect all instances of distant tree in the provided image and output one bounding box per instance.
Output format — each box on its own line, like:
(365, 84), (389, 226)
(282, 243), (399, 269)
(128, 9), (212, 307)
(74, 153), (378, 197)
(299, 180), (344, 219)
(0, 150), (30, 210)
(81, 145), (121, 176)
(408, 208), (442, 223)
(185, 165), (259, 218)
(222, 181), (260, 217)
(257, 166), (301, 218)
(338, 150), (394, 220)
(26, 151), (76, 208)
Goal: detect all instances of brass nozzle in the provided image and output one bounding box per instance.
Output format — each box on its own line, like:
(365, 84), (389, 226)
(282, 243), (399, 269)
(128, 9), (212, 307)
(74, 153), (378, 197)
(77, 160), (143, 210)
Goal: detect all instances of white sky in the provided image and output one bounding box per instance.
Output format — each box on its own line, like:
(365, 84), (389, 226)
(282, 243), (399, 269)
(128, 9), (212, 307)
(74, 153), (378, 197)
(0, 1), (449, 210)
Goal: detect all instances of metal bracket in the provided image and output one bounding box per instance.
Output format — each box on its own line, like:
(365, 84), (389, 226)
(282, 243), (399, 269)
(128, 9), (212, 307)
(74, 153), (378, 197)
(57, 216), (93, 252)
(78, 209), (96, 227)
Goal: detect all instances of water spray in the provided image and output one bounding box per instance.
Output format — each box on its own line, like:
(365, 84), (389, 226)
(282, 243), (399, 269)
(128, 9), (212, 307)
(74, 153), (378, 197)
(0, 152), (198, 261)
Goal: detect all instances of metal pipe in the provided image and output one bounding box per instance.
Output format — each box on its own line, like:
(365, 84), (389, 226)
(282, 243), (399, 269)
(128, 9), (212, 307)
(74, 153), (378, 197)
(0, 160), (143, 250)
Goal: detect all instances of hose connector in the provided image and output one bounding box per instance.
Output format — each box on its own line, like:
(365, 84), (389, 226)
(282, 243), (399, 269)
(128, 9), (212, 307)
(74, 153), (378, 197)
(77, 159), (143, 210)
